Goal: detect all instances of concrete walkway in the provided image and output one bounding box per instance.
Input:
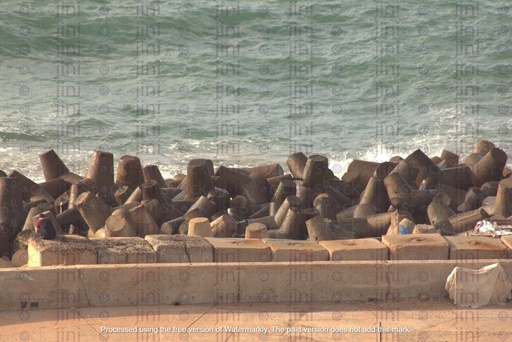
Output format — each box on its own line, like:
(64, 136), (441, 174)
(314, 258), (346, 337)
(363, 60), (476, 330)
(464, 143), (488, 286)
(1, 298), (511, 342)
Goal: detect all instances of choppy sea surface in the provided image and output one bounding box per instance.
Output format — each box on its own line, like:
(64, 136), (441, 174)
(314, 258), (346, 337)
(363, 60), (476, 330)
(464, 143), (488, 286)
(1, 0), (511, 181)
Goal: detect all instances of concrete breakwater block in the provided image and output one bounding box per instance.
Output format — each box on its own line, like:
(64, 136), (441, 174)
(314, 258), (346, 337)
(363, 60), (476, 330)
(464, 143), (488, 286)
(91, 237), (156, 264)
(7, 141), (512, 271)
(11, 249), (28, 267)
(145, 235), (213, 263)
(27, 235), (97, 267)
(245, 222), (269, 239)
(262, 239), (329, 262)
(319, 238), (388, 261)
(205, 238), (271, 263)
(445, 236), (508, 260)
(500, 236), (512, 259)
(381, 234), (449, 261)
(0, 256), (15, 268)
(187, 217), (213, 237)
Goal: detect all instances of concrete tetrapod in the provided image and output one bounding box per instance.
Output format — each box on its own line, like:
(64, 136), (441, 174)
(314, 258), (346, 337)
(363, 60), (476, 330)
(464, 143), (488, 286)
(346, 159), (380, 190)
(302, 155), (329, 192)
(74, 191), (112, 236)
(325, 183), (353, 210)
(287, 152), (308, 179)
(245, 223), (269, 239)
(427, 192), (455, 231)
(188, 217), (213, 237)
(494, 180), (512, 218)
(129, 204), (159, 238)
(448, 208), (489, 234)
(383, 173), (413, 208)
(114, 185), (133, 205)
(211, 214), (238, 237)
(0, 177), (23, 242)
(8, 170), (54, 203)
(471, 148), (507, 187)
(183, 196), (216, 221)
(439, 149), (459, 167)
(242, 172), (272, 204)
(244, 163), (284, 178)
(367, 212), (393, 236)
(354, 176), (388, 218)
(38, 149), (70, 181)
(273, 195), (303, 228)
(474, 139), (496, 155)
(306, 215), (356, 241)
(104, 207), (137, 237)
(389, 160), (419, 189)
(270, 179), (297, 215)
(68, 178), (96, 210)
(457, 187), (486, 212)
(296, 184), (320, 208)
(207, 188), (230, 215)
(141, 179), (170, 205)
(160, 217), (185, 235)
(213, 165), (249, 198)
(438, 165), (473, 190)
(142, 164), (166, 188)
(313, 193), (338, 220)
(404, 149), (442, 185)
(116, 155), (145, 190)
(268, 207), (316, 240)
(85, 150), (117, 205)
(373, 161), (397, 181)
(464, 152), (483, 167)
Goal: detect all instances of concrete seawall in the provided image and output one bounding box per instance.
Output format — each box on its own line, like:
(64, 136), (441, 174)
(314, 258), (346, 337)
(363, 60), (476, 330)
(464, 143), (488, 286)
(1, 260), (511, 311)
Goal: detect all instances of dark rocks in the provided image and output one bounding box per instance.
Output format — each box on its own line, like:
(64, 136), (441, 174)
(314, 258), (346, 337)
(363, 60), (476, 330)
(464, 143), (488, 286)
(1, 140), (510, 263)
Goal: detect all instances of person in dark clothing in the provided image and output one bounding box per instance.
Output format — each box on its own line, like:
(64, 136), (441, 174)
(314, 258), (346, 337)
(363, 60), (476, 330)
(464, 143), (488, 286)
(35, 214), (56, 240)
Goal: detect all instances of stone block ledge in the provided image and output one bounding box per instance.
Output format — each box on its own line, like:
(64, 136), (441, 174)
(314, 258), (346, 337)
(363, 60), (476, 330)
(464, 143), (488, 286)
(21, 234), (512, 267)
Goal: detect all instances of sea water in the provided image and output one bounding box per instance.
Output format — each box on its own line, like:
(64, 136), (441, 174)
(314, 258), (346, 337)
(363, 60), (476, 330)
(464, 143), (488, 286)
(1, 0), (510, 181)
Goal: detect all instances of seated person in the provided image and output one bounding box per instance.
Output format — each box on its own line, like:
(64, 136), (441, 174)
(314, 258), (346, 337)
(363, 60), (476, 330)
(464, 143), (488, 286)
(35, 214), (56, 240)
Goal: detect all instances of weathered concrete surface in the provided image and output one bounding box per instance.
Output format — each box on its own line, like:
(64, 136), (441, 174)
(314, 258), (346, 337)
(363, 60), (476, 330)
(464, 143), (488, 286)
(144, 235), (213, 263)
(239, 262), (386, 303)
(90, 237), (156, 264)
(1, 261), (512, 311)
(445, 236), (509, 260)
(27, 235), (97, 267)
(144, 234), (188, 263)
(184, 236), (215, 263)
(0, 267), (83, 310)
(0, 260), (512, 310)
(205, 238), (272, 263)
(22, 233), (512, 267)
(319, 238), (389, 261)
(381, 234), (449, 261)
(262, 239), (329, 262)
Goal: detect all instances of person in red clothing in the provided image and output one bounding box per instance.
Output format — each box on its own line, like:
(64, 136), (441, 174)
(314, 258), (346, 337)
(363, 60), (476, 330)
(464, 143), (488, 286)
(34, 214), (56, 240)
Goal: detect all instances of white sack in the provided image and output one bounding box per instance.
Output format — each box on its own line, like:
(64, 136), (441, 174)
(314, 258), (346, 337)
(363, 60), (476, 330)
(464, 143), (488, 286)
(445, 263), (512, 308)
